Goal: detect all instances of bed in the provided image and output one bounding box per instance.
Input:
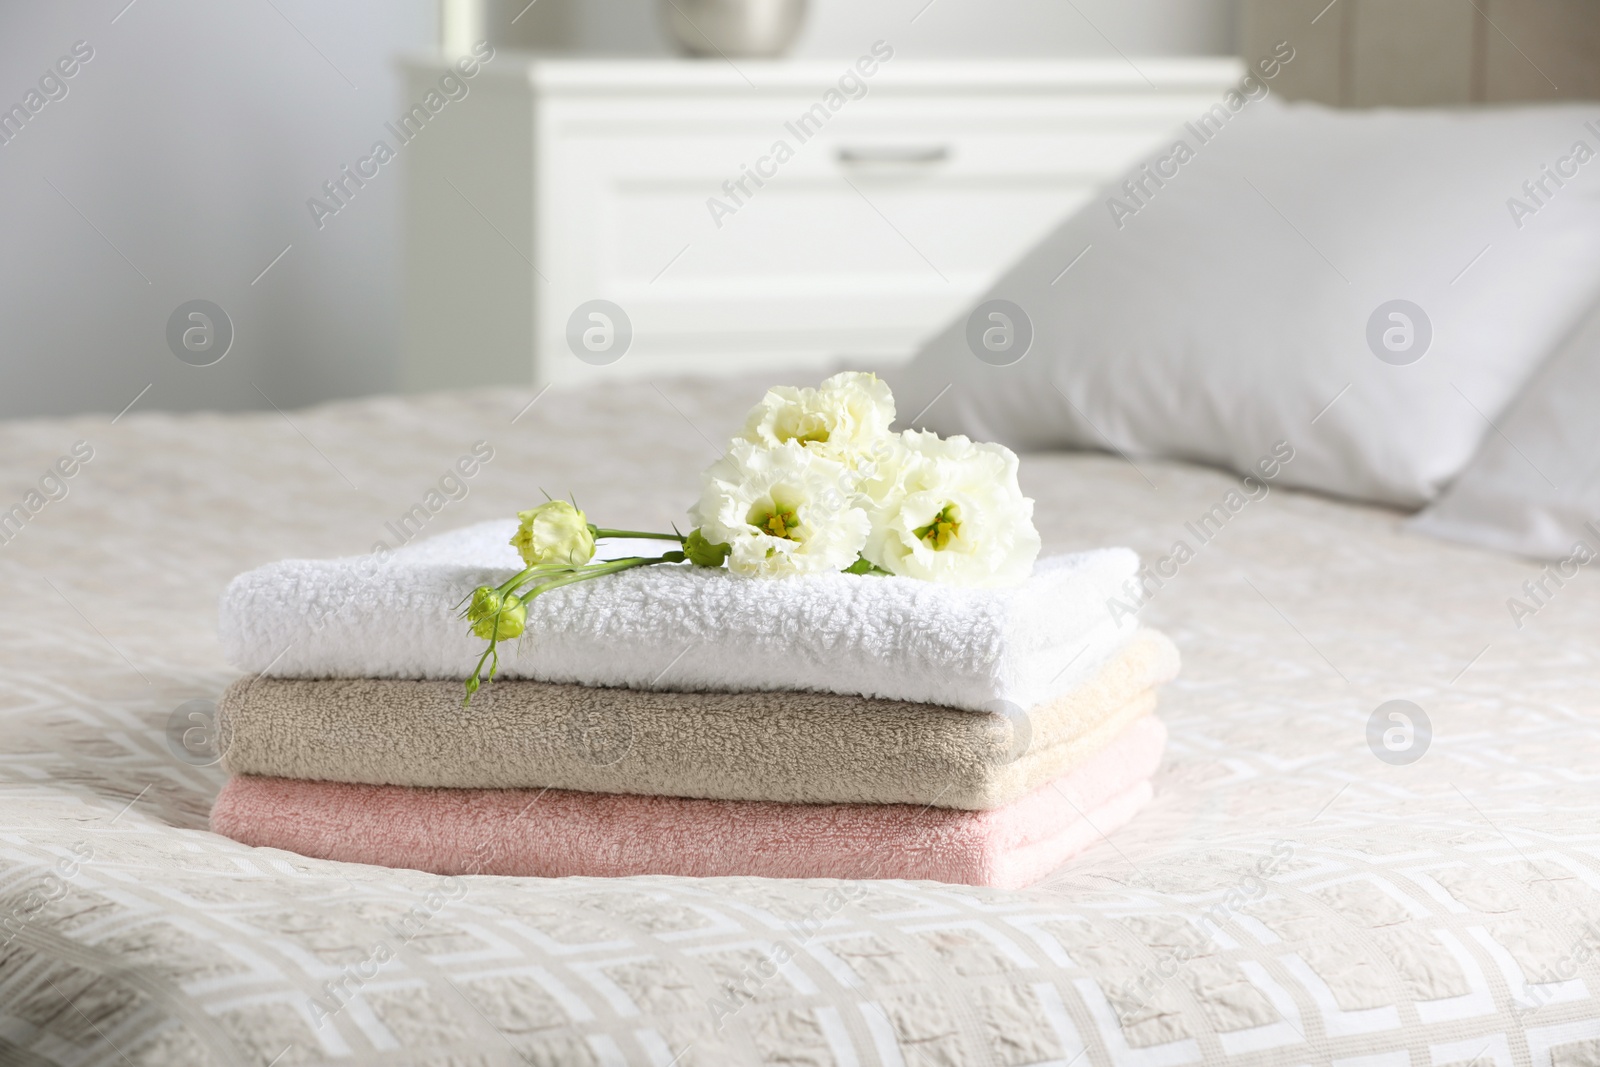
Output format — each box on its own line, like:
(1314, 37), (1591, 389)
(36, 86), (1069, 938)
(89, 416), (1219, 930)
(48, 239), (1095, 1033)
(2, 374), (1598, 1066)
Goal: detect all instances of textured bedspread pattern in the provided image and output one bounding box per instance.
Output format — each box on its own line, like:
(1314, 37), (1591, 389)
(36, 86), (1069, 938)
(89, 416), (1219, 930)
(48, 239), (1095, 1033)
(3, 377), (1600, 1066)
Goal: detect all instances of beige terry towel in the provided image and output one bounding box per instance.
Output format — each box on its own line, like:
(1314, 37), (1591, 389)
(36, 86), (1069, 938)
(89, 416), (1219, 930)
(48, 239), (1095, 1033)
(218, 629), (1178, 810)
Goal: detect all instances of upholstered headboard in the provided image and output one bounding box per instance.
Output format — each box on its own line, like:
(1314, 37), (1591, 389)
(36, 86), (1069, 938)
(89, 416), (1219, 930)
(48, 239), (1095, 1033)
(1240, 0), (1600, 105)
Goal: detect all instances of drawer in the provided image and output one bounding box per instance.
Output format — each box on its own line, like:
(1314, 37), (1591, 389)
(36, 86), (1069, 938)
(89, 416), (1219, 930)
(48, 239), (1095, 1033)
(536, 94), (1220, 383)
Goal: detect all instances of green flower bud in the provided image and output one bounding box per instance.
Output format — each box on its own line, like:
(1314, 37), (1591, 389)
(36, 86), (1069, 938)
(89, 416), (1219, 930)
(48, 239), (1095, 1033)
(511, 500), (596, 566)
(684, 528), (731, 568)
(467, 586), (502, 623)
(472, 592), (526, 640)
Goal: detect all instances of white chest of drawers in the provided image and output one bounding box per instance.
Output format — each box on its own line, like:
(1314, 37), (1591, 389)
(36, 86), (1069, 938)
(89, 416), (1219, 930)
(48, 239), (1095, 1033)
(399, 54), (1242, 390)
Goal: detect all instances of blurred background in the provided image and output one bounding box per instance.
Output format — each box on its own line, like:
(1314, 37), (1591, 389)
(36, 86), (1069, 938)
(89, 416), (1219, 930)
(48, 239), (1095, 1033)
(1, 0), (1595, 420)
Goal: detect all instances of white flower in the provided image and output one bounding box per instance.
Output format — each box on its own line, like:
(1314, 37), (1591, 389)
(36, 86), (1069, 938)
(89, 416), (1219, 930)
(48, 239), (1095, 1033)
(741, 371), (895, 466)
(691, 439), (870, 578)
(862, 430), (1041, 588)
(852, 432), (910, 514)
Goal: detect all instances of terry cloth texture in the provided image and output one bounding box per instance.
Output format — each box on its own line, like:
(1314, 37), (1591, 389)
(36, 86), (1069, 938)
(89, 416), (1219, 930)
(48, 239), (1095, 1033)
(218, 629), (1179, 809)
(218, 519), (1141, 710)
(211, 716), (1166, 889)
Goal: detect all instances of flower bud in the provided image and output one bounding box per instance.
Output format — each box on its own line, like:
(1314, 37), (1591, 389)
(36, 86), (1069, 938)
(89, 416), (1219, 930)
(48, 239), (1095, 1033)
(684, 528), (731, 568)
(466, 586), (502, 623)
(472, 592), (526, 640)
(511, 501), (596, 566)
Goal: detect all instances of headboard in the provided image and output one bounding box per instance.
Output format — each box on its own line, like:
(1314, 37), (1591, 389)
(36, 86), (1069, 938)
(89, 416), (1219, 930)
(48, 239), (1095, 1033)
(1240, 0), (1600, 105)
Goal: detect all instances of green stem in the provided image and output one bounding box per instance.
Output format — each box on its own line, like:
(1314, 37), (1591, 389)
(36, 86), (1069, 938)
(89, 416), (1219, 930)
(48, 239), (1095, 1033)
(592, 528), (687, 543)
(486, 538), (683, 601)
(493, 562), (580, 597)
(462, 641), (497, 706)
(463, 553), (679, 704)
(511, 555), (661, 600)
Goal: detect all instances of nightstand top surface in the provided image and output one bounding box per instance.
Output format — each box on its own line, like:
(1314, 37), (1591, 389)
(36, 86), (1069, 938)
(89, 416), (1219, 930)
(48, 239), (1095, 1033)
(400, 52), (1246, 95)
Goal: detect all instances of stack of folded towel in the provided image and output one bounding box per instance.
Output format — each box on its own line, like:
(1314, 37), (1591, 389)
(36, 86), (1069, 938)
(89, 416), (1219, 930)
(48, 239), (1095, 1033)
(210, 521), (1178, 889)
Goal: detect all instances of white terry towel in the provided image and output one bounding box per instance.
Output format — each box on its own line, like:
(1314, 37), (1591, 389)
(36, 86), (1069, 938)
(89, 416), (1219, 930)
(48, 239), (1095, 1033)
(218, 520), (1141, 711)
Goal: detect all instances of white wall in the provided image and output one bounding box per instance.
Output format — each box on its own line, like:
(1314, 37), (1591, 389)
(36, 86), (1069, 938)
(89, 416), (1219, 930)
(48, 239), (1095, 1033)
(0, 0), (1233, 419)
(0, 0), (435, 419)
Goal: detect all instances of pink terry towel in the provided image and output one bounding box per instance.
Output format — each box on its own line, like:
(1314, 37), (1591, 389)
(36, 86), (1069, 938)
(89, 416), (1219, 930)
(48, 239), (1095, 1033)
(212, 717), (1165, 890)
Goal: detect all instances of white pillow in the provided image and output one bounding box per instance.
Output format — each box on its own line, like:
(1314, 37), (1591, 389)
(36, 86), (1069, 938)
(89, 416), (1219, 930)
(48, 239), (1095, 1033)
(890, 97), (1600, 508)
(1409, 294), (1600, 559)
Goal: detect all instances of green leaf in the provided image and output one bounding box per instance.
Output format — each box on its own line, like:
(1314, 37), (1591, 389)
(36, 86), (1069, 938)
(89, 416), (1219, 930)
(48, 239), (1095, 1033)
(844, 555), (890, 576)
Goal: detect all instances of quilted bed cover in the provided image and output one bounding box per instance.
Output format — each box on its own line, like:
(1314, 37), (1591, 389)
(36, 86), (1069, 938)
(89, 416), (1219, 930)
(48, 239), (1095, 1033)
(1, 376), (1597, 1067)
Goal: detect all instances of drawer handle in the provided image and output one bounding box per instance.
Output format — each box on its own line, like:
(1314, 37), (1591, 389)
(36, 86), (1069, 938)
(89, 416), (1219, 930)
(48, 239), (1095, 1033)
(836, 145), (949, 165)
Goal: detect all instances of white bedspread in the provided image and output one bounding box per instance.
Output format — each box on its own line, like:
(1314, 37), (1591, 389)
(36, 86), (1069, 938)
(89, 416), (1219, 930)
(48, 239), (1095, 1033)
(1, 375), (1597, 1066)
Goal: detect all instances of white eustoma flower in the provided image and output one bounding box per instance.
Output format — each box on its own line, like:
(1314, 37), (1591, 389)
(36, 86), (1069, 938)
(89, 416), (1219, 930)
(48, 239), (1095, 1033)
(691, 439), (870, 578)
(741, 371), (895, 466)
(863, 430), (1041, 588)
